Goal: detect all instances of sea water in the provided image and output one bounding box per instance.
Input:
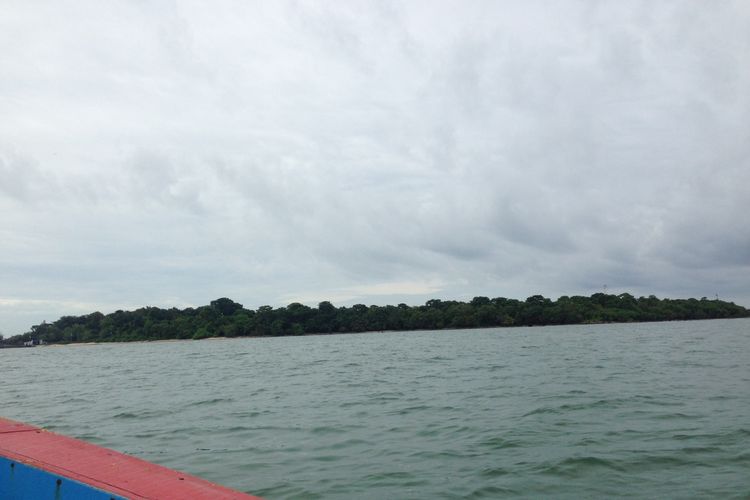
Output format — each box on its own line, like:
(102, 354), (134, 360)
(2, 318), (749, 498)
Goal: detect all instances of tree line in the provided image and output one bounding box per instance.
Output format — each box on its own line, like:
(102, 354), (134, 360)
(2, 293), (748, 345)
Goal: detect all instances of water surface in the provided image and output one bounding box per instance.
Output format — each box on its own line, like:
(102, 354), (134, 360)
(2, 319), (749, 498)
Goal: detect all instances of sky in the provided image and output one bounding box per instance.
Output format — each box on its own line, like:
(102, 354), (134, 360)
(1, 0), (749, 335)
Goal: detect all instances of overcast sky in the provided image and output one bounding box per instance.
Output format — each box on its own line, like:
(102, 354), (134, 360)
(1, 1), (749, 335)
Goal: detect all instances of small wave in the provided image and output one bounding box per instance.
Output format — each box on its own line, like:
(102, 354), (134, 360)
(427, 355), (452, 361)
(228, 410), (268, 418)
(253, 483), (324, 499)
(310, 425), (348, 435)
(319, 438), (370, 451)
(707, 395), (736, 401)
(574, 437), (602, 446)
(524, 398), (641, 417)
(366, 391), (404, 400)
(538, 456), (623, 477)
(620, 453), (695, 467)
(479, 466), (509, 478)
(389, 404), (432, 415)
(523, 407), (555, 417)
(61, 397), (93, 404)
(416, 424), (473, 438)
(652, 412), (702, 420)
(246, 425), (306, 433)
(302, 359), (329, 366)
(113, 410), (172, 420)
(680, 446), (723, 454)
(186, 397), (235, 407)
(113, 412), (136, 419)
(339, 400), (369, 408)
(223, 425), (256, 432)
(409, 450), (473, 460)
(478, 436), (522, 450)
(466, 485), (518, 497)
(362, 471), (416, 483)
(672, 432), (714, 441)
(416, 427), (441, 437)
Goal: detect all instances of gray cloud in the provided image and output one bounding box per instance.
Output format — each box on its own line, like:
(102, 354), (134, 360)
(1, 0), (748, 334)
(0, 150), (43, 202)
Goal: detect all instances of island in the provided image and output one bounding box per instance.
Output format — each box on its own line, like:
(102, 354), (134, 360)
(1, 294), (748, 346)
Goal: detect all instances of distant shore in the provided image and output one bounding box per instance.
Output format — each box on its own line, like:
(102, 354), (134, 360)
(2, 293), (747, 347)
(7, 316), (750, 349)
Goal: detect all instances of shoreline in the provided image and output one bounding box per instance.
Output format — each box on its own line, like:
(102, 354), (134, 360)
(17, 316), (749, 348)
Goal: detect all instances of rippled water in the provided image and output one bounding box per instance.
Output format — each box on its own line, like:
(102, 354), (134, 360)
(2, 319), (750, 498)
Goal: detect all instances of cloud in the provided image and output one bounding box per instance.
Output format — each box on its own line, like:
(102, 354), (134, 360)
(0, 149), (56, 203)
(0, 0), (748, 334)
(283, 279), (446, 306)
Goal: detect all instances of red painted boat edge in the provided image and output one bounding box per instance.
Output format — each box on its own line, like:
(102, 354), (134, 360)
(0, 417), (262, 500)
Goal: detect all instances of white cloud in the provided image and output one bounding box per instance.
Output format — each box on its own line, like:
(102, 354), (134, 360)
(1, 0), (748, 334)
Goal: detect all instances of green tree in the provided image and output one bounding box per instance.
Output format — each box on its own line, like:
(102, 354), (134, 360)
(210, 298), (243, 316)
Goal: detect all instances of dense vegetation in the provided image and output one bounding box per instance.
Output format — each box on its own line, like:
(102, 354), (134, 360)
(4, 293), (750, 345)
(2, 294), (748, 345)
